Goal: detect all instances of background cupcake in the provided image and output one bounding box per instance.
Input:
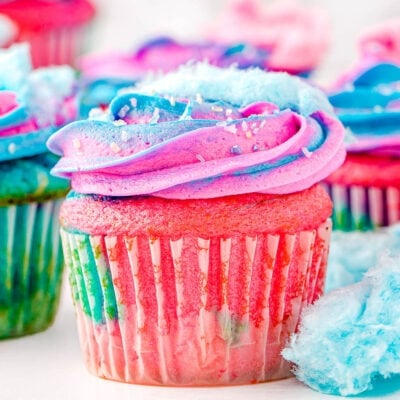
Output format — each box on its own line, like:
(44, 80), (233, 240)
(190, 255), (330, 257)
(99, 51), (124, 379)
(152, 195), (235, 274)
(322, 20), (400, 292)
(324, 20), (400, 231)
(0, 0), (95, 67)
(207, 0), (330, 76)
(78, 35), (291, 117)
(0, 44), (77, 339)
(48, 64), (345, 385)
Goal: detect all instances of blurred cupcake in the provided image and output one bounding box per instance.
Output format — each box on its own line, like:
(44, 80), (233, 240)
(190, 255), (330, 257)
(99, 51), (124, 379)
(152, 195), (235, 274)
(48, 64), (345, 385)
(208, 0), (330, 76)
(0, 44), (77, 339)
(78, 36), (279, 117)
(0, 0), (95, 67)
(324, 20), (400, 232)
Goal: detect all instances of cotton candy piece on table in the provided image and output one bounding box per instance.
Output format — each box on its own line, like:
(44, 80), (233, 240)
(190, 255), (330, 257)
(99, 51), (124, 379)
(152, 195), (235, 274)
(325, 223), (400, 292)
(282, 255), (400, 396)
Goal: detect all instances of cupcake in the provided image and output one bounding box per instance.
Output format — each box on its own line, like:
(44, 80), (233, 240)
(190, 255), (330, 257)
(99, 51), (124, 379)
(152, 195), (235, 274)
(324, 21), (400, 232)
(0, 0), (95, 67)
(48, 64), (345, 385)
(208, 0), (330, 76)
(0, 44), (77, 339)
(78, 36), (277, 117)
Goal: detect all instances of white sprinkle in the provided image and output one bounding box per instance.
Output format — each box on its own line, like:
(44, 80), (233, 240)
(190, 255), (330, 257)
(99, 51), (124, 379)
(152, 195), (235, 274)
(260, 120), (266, 128)
(251, 122), (258, 129)
(110, 142), (121, 153)
(196, 154), (206, 162)
(8, 143), (16, 154)
(149, 107), (160, 124)
(241, 121), (248, 131)
(196, 93), (203, 104)
(302, 147), (313, 158)
(73, 139), (81, 149)
(253, 128), (259, 134)
(113, 119), (127, 126)
(224, 125), (237, 134)
(118, 105), (130, 118)
(120, 130), (129, 142)
(169, 96), (176, 106)
(88, 107), (104, 119)
(130, 97), (138, 107)
(216, 121), (228, 127)
(225, 108), (233, 116)
(211, 105), (224, 112)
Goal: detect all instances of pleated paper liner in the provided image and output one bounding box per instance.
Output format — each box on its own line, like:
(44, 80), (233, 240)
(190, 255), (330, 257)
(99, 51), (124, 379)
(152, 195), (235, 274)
(321, 183), (400, 231)
(61, 219), (331, 386)
(18, 26), (88, 67)
(0, 199), (64, 339)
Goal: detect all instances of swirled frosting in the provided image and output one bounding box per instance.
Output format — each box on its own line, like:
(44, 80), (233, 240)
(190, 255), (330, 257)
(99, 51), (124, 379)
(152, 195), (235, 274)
(0, 43), (77, 162)
(329, 44), (400, 157)
(48, 64), (345, 199)
(207, 0), (330, 74)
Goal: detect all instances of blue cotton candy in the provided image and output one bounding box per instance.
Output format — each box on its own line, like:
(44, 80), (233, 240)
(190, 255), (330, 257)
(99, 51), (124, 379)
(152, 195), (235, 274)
(326, 224), (400, 292)
(283, 255), (400, 396)
(139, 62), (333, 117)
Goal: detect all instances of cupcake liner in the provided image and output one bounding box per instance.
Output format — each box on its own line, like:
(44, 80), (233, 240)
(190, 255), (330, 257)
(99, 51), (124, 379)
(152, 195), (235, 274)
(322, 183), (400, 231)
(18, 26), (86, 67)
(61, 219), (331, 386)
(0, 199), (64, 339)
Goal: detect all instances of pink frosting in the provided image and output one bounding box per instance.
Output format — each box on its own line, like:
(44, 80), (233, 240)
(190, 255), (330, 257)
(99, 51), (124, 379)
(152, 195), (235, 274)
(207, 0), (330, 73)
(359, 18), (400, 64)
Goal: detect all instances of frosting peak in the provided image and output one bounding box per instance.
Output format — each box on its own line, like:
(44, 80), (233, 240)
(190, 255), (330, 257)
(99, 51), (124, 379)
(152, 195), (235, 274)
(49, 64), (345, 199)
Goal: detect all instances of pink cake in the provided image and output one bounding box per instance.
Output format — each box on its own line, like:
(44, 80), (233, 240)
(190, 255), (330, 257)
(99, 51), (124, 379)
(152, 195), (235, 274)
(47, 64), (346, 385)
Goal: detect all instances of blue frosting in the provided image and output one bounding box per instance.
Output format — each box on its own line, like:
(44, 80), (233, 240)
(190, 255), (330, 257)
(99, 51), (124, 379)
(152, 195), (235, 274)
(0, 43), (76, 162)
(329, 63), (400, 140)
(283, 253), (400, 396)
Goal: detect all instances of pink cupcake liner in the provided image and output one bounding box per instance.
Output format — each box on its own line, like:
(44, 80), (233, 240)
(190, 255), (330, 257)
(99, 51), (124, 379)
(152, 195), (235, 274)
(17, 26), (86, 67)
(322, 183), (400, 230)
(61, 220), (331, 385)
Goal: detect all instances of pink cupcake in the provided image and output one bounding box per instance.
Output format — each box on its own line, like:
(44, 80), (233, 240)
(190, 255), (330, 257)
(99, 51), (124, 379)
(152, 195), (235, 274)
(208, 0), (330, 76)
(0, 0), (95, 67)
(48, 64), (345, 385)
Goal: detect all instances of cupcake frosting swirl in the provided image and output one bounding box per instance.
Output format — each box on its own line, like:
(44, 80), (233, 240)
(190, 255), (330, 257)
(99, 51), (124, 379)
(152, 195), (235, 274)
(0, 43), (77, 162)
(329, 63), (400, 157)
(48, 64), (345, 199)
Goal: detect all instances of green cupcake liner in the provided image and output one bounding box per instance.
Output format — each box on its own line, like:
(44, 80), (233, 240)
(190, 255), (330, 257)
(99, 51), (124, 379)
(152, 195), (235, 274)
(0, 199), (64, 339)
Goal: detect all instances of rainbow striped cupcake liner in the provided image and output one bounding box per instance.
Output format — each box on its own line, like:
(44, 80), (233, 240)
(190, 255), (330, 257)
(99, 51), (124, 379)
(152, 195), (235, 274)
(61, 219), (331, 386)
(0, 199), (64, 339)
(322, 183), (400, 231)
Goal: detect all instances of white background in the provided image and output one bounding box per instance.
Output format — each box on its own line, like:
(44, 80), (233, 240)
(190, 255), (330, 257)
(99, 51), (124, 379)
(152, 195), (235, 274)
(2, 1), (400, 399)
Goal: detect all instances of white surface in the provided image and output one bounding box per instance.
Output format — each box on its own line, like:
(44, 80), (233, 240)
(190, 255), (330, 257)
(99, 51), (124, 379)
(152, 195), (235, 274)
(1, 283), (400, 400)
